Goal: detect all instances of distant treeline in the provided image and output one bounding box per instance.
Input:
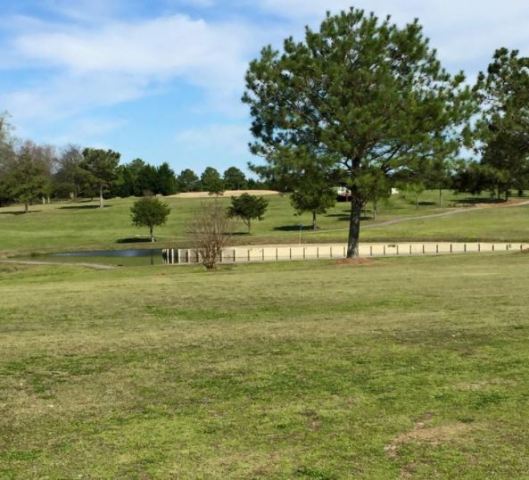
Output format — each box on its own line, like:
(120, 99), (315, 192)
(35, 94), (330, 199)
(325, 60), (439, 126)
(0, 119), (268, 208)
(1, 110), (528, 211)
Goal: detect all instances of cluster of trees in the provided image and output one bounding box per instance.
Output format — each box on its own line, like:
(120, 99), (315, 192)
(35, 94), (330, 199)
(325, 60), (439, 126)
(244, 8), (529, 257)
(130, 192), (269, 268)
(174, 166), (266, 194)
(453, 49), (529, 199)
(0, 120), (265, 210)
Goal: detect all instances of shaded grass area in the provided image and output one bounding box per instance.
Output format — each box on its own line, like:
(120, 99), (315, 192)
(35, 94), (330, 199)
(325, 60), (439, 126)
(1, 190), (527, 257)
(2, 254), (529, 478)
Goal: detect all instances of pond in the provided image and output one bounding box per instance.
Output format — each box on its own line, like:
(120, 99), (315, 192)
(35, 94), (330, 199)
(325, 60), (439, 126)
(51, 249), (163, 266)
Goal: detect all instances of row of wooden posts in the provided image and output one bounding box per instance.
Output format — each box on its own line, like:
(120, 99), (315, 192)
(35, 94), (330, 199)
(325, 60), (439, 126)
(162, 242), (527, 265)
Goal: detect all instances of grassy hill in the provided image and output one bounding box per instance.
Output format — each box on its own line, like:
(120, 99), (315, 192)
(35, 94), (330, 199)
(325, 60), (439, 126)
(0, 190), (528, 257)
(2, 254), (529, 478)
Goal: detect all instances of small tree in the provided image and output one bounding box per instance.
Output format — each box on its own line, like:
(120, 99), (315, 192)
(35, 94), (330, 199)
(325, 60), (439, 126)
(424, 156), (454, 208)
(357, 170), (391, 220)
(223, 166), (247, 190)
(8, 143), (51, 213)
(0, 118), (14, 206)
(403, 181), (426, 209)
(131, 196), (171, 242)
(201, 167), (224, 195)
(136, 164), (159, 196)
(290, 186), (335, 230)
(228, 193), (268, 233)
(188, 200), (233, 270)
(80, 148), (120, 208)
(54, 145), (86, 199)
(473, 48), (529, 199)
(177, 168), (200, 192)
(156, 162), (178, 196)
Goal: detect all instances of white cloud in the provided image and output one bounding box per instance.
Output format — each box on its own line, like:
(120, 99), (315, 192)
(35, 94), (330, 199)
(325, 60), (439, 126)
(256, 0), (529, 68)
(15, 16), (244, 76)
(3, 14), (255, 125)
(3, 0), (529, 163)
(4, 73), (149, 122)
(42, 0), (127, 22)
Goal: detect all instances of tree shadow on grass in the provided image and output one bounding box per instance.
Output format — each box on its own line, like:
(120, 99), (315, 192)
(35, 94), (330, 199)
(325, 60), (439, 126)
(456, 197), (507, 205)
(116, 237), (152, 244)
(59, 205), (111, 210)
(274, 225), (310, 232)
(0, 211), (40, 215)
(324, 213), (373, 221)
(325, 213), (350, 220)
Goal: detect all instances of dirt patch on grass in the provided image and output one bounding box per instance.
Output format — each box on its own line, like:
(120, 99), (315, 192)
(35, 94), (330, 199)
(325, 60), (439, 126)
(454, 378), (517, 391)
(335, 257), (375, 266)
(385, 413), (473, 460)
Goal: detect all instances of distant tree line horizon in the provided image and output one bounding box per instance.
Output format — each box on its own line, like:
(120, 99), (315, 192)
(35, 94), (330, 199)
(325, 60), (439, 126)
(0, 124), (270, 210)
(1, 111), (528, 212)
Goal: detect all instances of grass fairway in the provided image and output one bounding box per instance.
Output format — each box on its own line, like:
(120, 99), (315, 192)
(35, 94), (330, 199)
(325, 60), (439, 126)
(2, 254), (529, 478)
(1, 191), (528, 257)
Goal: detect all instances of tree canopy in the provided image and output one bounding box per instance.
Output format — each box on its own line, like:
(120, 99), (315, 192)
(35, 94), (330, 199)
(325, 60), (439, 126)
(288, 160), (337, 230)
(201, 167), (224, 195)
(5, 143), (51, 213)
(80, 148), (120, 208)
(472, 48), (529, 198)
(130, 196), (171, 242)
(177, 169), (200, 192)
(223, 167), (247, 190)
(228, 193), (268, 233)
(244, 8), (475, 256)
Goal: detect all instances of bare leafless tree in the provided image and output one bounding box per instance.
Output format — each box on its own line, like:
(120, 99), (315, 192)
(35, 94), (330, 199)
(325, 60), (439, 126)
(187, 200), (233, 270)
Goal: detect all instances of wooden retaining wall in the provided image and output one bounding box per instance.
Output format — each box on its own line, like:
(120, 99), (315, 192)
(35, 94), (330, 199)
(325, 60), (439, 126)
(162, 242), (528, 265)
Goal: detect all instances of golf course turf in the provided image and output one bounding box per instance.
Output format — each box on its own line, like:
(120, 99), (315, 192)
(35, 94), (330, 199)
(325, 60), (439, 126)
(2, 253), (529, 478)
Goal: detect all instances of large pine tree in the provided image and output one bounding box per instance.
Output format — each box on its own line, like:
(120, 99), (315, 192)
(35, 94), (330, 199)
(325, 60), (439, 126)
(243, 8), (474, 257)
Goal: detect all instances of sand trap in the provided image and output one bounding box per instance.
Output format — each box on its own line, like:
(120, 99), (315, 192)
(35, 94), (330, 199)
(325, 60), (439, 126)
(170, 190), (281, 199)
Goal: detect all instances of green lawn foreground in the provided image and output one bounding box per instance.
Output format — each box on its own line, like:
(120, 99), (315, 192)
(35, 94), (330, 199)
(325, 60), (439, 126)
(2, 253), (529, 478)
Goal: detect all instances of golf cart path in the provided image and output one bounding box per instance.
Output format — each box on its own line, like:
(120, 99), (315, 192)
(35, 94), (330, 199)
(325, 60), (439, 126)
(362, 198), (529, 230)
(227, 199), (529, 247)
(0, 259), (116, 270)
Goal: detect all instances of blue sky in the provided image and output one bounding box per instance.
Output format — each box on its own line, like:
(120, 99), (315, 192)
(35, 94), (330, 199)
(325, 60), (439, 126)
(1, 0), (529, 175)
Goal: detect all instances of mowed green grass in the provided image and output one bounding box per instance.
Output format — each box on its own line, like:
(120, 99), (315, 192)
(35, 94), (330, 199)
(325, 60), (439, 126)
(2, 254), (529, 478)
(1, 190), (527, 257)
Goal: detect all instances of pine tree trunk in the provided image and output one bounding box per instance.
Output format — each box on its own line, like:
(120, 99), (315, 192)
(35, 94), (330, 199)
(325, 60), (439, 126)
(373, 199), (377, 221)
(312, 211), (317, 231)
(24, 202), (29, 214)
(99, 185), (104, 209)
(248, 219), (251, 234)
(347, 196), (363, 258)
(439, 188), (443, 208)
